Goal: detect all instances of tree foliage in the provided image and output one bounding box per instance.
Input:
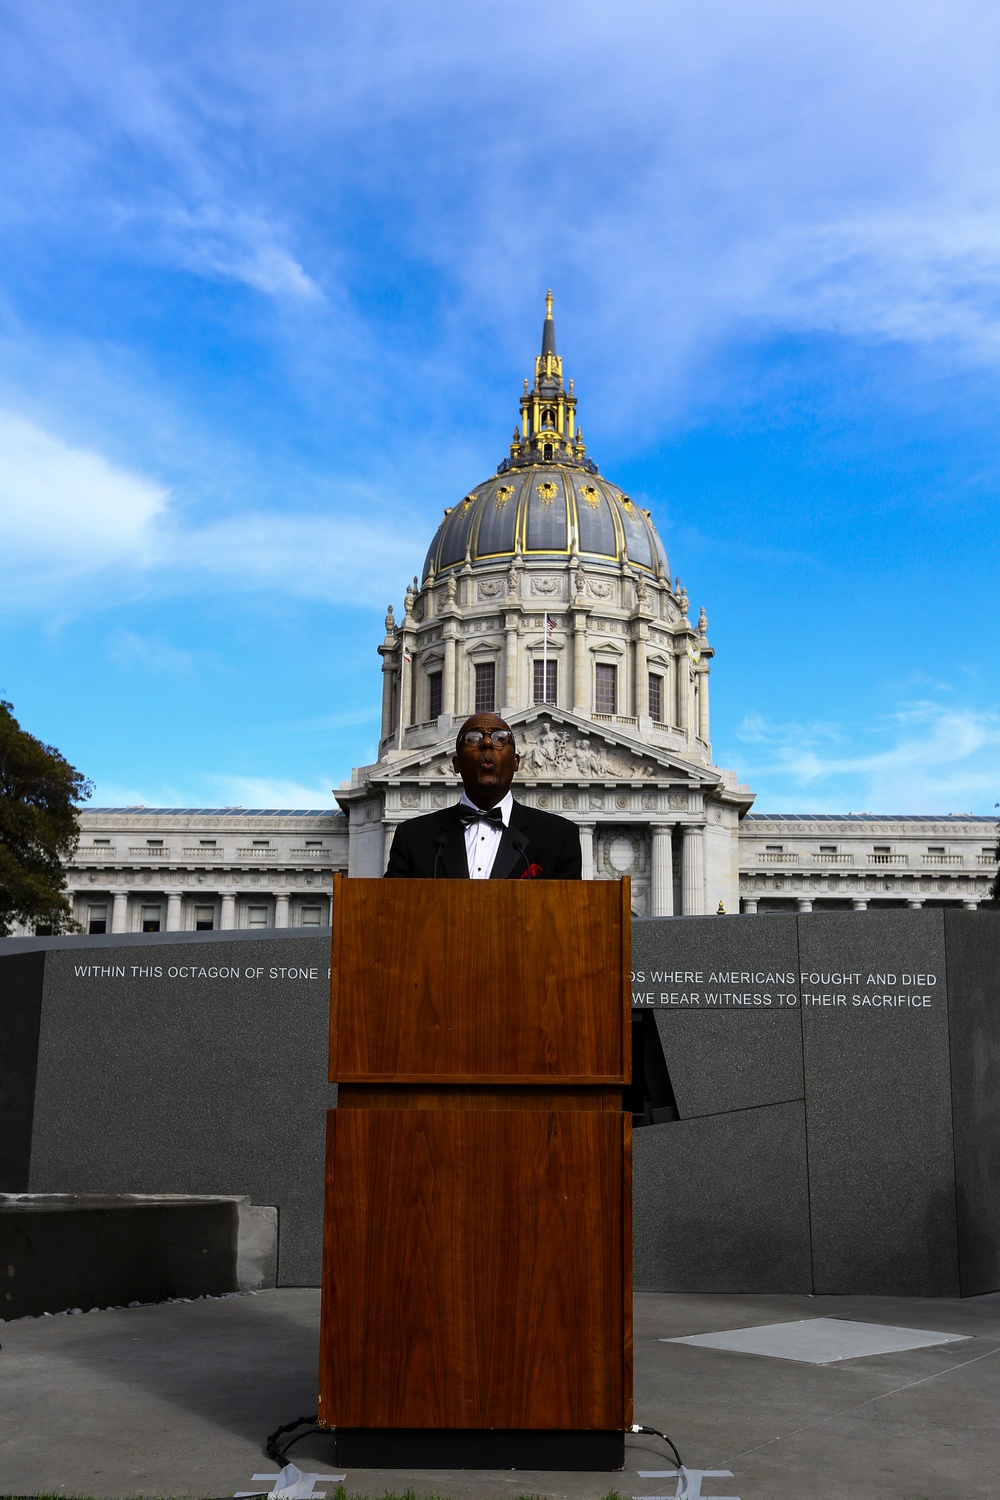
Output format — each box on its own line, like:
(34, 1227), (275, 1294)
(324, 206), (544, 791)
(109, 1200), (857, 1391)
(0, 700), (92, 936)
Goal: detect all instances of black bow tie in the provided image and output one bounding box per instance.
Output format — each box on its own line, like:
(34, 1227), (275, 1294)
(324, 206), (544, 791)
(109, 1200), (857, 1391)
(458, 805), (504, 828)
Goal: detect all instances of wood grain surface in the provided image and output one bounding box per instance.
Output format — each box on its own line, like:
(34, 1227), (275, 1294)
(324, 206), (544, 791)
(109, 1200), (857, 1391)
(336, 1084), (624, 1111)
(318, 1106), (630, 1431)
(329, 877), (630, 1083)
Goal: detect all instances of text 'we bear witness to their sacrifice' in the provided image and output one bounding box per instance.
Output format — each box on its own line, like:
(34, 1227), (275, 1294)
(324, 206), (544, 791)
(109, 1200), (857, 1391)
(631, 967), (941, 1009)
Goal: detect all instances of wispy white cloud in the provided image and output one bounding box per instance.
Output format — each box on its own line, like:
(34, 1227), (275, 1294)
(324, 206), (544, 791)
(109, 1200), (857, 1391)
(106, 629), (208, 675)
(0, 409), (425, 613)
(0, 411), (169, 611)
(732, 701), (1000, 814)
(199, 773), (338, 809)
(91, 771), (340, 809)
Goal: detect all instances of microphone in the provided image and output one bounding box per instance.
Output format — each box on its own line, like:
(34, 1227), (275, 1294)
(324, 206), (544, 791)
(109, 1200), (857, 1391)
(432, 831), (448, 879)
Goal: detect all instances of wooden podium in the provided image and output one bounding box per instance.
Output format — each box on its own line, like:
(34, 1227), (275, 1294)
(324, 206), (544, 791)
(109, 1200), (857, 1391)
(318, 875), (632, 1469)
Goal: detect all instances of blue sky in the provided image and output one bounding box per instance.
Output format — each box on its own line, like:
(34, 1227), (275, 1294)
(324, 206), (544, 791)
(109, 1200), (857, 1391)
(1, 0), (998, 815)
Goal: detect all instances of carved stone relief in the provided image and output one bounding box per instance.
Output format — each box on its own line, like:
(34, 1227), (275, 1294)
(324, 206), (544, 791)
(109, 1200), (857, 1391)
(517, 721), (659, 781)
(400, 790), (420, 808)
(595, 825), (650, 879)
(586, 579), (615, 600)
(530, 576), (561, 596)
(477, 579), (505, 599)
(667, 790), (689, 809)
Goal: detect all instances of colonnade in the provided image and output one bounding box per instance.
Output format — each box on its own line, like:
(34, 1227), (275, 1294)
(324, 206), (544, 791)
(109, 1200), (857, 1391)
(68, 888), (328, 932)
(381, 817), (708, 915)
(741, 896), (981, 913)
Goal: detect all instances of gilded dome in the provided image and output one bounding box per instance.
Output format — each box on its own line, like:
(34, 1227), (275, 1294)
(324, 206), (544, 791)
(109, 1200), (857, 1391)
(422, 465), (669, 581)
(421, 292), (669, 582)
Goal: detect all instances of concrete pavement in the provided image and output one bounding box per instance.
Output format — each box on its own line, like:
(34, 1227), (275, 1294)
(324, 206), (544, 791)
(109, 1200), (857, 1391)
(1, 1288), (998, 1499)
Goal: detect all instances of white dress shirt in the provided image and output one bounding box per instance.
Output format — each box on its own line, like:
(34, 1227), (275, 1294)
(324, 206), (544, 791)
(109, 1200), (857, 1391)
(459, 790), (513, 879)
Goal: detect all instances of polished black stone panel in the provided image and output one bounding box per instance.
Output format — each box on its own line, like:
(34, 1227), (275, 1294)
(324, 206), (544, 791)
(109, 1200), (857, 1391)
(798, 910), (959, 1296)
(945, 909), (1000, 1297)
(633, 1100), (812, 1294)
(25, 934), (334, 1286)
(631, 917), (803, 1116)
(7, 912), (1000, 1298)
(0, 950), (45, 1190)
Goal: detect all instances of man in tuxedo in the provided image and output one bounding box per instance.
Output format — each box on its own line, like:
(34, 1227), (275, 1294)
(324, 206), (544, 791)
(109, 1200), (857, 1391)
(384, 712), (582, 879)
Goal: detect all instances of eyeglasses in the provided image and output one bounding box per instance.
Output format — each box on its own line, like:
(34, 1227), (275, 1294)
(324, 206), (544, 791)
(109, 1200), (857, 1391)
(460, 729), (515, 748)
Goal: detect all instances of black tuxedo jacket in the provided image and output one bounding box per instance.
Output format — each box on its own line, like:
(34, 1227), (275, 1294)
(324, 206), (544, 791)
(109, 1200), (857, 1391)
(384, 799), (582, 880)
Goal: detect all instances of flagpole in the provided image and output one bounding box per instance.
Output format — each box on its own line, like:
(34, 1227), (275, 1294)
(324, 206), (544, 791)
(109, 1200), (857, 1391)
(543, 612), (549, 702)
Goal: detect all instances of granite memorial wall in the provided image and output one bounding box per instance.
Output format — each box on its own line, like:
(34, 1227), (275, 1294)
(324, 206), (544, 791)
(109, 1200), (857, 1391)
(1, 910), (998, 1294)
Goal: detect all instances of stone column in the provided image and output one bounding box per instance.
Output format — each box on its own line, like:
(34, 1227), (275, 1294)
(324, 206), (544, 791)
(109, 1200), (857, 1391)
(397, 637), (412, 738)
(504, 616), (518, 713)
(166, 893), (182, 931)
(650, 825), (674, 917)
(573, 613), (588, 714)
(275, 893), (290, 928)
(742, 897), (759, 914)
(675, 651), (689, 736)
(963, 899), (978, 910)
(379, 654), (396, 741)
(634, 630), (648, 720)
(698, 665), (710, 741)
(681, 825), (705, 915)
(852, 898), (868, 911)
(578, 823), (595, 881)
(220, 893), (236, 929)
(383, 821), (399, 873)
(797, 898), (813, 913)
(443, 630), (457, 717)
(111, 890), (129, 934)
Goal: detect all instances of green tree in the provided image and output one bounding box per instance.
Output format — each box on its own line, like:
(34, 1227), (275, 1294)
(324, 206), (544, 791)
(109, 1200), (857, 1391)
(0, 700), (92, 936)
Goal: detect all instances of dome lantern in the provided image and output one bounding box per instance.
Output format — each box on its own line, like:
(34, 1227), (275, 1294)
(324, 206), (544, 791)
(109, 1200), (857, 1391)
(421, 292), (669, 583)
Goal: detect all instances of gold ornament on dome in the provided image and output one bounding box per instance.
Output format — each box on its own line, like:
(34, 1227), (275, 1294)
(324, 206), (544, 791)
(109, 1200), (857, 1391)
(581, 484), (600, 509)
(462, 494), (475, 509)
(621, 495), (633, 511)
(536, 481), (558, 504)
(494, 484), (514, 510)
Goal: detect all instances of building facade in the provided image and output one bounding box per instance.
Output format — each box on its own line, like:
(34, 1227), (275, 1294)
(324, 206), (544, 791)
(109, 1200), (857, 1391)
(52, 808), (345, 935)
(336, 292), (752, 914)
(6, 297), (996, 936)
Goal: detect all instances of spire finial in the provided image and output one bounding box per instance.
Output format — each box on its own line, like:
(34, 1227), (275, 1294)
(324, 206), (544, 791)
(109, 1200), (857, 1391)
(541, 289), (557, 357)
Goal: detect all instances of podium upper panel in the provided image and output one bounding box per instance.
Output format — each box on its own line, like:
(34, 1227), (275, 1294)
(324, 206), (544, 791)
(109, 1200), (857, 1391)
(330, 879), (630, 1083)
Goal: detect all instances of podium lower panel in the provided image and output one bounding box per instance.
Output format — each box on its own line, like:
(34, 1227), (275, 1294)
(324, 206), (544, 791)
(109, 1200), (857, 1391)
(319, 1107), (631, 1432)
(330, 1427), (626, 1470)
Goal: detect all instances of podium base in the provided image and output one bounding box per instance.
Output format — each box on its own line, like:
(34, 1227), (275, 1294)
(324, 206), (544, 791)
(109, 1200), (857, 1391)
(329, 1428), (626, 1470)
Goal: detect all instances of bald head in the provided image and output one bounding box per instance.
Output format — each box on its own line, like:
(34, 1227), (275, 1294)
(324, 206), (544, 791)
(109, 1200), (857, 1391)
(452, 713), (520, 808)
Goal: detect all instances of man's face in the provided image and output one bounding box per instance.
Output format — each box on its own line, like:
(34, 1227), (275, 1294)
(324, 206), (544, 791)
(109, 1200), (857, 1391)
(452, 712), (520, 808)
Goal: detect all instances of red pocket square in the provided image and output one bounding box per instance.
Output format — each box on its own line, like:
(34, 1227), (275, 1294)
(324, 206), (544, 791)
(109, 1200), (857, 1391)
(520, 862), (544, 879)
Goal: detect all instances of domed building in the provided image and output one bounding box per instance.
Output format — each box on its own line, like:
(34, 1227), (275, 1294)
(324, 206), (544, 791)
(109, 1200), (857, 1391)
(338, 294), (755, 912)
(18, 296), (996, 939)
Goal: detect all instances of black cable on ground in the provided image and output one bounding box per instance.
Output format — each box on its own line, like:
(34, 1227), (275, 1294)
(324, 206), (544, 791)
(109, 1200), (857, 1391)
(265, 1415), (682, 1471)
(265, 1413), (321, 1465)
(629, 1422), (683, 1469)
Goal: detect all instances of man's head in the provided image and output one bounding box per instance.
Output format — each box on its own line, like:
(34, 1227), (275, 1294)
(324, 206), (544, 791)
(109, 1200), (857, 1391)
(452, 712), (520, 809)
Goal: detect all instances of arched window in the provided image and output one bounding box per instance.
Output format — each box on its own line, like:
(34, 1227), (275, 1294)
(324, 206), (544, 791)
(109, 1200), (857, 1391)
(544, 443), (553, 460)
